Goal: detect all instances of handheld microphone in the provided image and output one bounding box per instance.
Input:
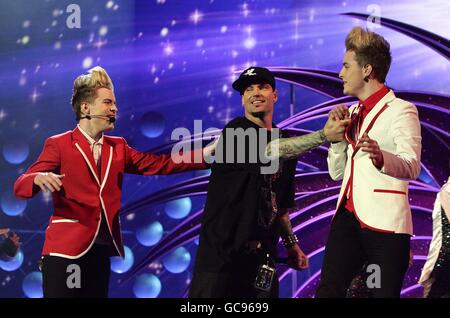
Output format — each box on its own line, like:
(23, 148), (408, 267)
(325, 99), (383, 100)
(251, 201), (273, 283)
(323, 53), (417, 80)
(81, 114), (116, 123)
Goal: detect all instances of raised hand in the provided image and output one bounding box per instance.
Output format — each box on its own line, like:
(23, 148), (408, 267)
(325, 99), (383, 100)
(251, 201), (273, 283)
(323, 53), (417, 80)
(357, 132), (384, 169)
(324, 117), (350, 142)
(329, 104), (350, 121)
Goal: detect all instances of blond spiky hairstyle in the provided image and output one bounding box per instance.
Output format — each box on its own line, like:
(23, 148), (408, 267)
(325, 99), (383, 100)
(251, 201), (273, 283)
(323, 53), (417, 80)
(345, 27), (392, 83)
(71, 66), (114, 121)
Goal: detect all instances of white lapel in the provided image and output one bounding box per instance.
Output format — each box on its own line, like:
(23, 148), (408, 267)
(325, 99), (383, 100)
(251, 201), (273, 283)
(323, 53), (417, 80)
(100, 139), (113, 193)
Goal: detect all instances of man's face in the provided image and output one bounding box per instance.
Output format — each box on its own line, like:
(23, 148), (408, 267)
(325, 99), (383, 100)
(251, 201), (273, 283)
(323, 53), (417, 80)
(85, 87), (118, 132)
(339, 50), (366, 97)
(241, 83), (277, 117)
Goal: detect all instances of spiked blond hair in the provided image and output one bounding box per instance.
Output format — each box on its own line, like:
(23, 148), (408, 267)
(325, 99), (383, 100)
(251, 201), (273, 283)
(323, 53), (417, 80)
(345, 27), (392, 83)
(71, 66), (114, 121)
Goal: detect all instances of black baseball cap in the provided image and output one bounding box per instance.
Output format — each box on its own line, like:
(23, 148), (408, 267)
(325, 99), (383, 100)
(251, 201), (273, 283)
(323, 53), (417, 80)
(232, 67), (276, 94)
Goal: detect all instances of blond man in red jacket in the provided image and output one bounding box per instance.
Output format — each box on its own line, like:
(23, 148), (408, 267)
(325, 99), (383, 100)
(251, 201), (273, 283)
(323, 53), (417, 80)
(14, 66), (208, 297)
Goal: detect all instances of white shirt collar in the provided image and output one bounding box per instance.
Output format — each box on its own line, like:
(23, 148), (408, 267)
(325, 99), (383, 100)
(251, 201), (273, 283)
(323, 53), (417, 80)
(77, 124), (103, 145)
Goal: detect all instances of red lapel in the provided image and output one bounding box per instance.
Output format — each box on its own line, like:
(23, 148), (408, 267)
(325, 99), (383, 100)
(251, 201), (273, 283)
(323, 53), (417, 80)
(351, 103), (390, 158)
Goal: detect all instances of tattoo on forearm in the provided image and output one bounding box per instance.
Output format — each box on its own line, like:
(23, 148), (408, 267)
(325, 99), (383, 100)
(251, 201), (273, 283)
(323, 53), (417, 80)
(266, 130), (327, 159)
(277, 213), (294, 238)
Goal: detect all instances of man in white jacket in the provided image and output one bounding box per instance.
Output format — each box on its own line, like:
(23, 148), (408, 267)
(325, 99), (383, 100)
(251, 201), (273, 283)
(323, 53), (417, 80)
(419, 176), (450, 298)
(315, 27), (422, 298)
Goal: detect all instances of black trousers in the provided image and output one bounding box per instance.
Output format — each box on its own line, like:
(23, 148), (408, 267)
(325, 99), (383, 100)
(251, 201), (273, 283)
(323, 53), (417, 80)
(315, 208), (410, 298)
(189, 271), (279, 298)
(427, 277), (450, 298)
(189, 251), (279, 298)
(42, 244), (111, 298)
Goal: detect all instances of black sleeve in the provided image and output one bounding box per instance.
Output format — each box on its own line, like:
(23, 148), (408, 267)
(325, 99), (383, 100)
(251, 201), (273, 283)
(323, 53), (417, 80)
(212, 117), (255, 171)
(277, 159), (297, 209)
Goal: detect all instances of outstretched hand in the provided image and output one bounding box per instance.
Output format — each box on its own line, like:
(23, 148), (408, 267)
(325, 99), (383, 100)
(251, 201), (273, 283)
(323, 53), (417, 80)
(324, 117), (350, 142)
(329, 104), (350, 121)
(34, 172), (65, 192)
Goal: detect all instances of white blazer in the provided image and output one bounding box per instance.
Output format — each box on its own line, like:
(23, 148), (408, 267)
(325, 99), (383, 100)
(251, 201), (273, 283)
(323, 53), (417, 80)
(327, 90), (422, 234)
(419, 179), (450, 287)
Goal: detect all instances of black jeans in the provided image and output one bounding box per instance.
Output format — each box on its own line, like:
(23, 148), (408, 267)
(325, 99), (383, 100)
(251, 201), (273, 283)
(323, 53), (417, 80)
(189, 250), (279, 298)
(42, 244), (111, 298)
(315, 208), (410, 298)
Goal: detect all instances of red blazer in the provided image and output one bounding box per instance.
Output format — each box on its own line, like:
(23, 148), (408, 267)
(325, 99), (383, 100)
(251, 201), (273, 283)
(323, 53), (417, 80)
(14, 127), (207, 259)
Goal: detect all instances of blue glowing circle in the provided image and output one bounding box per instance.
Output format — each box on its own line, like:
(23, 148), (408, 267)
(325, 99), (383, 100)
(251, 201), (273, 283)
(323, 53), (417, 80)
(165, 198), (191, 219)
(136, 221), (163, 246)
(140, 111), (165, 138)
(1, 192), (27, 216)
(2, 141), (29, 164)
(0, 250), (24, 271)
(162, 246), (191, 274)
(110, 246), (134, 274)
(133, 274), (162, 298)
(22, 271), (43, 298)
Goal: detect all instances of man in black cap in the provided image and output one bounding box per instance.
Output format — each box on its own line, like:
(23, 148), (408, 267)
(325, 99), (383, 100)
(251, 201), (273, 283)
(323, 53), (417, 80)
(189, 67), (347, 298)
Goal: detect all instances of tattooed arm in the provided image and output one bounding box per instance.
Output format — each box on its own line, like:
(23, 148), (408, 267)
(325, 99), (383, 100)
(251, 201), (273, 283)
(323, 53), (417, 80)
(276, 211), (308, 270)
(276, 210), (296, 238)
(266, 117), (349, 160)
(266, 129), (327, 160)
